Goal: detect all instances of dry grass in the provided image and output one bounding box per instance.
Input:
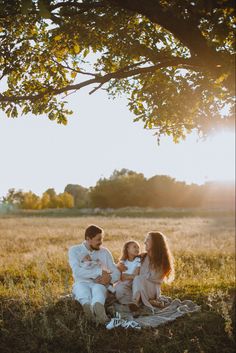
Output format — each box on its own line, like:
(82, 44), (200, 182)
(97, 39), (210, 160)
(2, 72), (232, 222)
(1, 215), (234, 259)
(0, 215), (235, 353)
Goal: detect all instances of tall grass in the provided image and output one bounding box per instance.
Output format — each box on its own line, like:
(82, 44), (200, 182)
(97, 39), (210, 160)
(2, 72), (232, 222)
(0, 215), (235, 353)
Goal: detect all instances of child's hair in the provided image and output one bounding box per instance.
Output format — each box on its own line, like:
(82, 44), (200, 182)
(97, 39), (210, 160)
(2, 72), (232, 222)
(147, 231), (174, 283)
(120, 240), (140, 261)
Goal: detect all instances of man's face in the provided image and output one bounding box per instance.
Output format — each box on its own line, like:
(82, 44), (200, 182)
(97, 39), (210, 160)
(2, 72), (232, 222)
(86, 233), (103, 250)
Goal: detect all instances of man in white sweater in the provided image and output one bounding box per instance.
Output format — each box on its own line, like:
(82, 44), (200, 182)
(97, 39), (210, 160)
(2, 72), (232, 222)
(68, 224), (120, 324)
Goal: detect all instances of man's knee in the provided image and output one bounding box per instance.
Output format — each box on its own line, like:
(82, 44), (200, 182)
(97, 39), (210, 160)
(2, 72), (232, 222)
(91, 284), (107, 305)
(73, 283), (91, 303)
(93, 283), (107, 296)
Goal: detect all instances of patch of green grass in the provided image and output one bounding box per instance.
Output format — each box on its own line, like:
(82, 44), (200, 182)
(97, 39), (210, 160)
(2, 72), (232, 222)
(0, 293), (235, 353)
(0, 216), (235, 352)
(1, 206), (235, 219)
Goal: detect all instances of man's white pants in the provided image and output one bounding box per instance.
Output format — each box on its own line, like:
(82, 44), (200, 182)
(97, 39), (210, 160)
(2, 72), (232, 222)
(73, 282), (107, 306)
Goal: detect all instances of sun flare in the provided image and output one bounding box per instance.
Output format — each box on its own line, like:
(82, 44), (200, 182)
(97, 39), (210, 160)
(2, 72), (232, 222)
(202, 130), (235, 183)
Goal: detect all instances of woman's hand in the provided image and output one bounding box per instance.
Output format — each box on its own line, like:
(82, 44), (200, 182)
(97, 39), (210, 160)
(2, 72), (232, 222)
(117, 261), (127, 272)
(133, 267), (140, 276)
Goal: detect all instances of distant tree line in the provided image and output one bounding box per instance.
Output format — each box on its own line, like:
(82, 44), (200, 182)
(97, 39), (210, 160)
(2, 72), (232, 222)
(2, 188), (74, 210)
(2, 169), (235, 210)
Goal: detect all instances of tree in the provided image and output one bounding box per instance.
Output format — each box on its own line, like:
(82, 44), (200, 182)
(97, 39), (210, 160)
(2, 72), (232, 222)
(64, 184), (89, 208)
(0, 0), (234, 141)
(41, 188), (74, 208)
(2, 188), (24, 206)
(44, 188), (58, 208)
(57, 191), (74, 208)
(20, 191), (41, 209)
(90, 169), (147, 208)
(146, 175), (179, 207)
(41, 191), (51, 208)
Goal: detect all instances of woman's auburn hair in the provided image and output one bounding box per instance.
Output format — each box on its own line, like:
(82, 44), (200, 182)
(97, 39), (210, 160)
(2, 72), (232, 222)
(144, 231), (175, 283)
(120, 240), (140, 261)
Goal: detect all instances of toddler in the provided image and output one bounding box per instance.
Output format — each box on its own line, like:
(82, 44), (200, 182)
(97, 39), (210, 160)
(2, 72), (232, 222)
(80, 253), (115, 293)
(115, 240), (141, 310)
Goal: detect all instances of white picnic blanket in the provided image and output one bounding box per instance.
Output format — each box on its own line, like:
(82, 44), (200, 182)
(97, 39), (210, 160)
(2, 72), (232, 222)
(112, 296), (200, 328)
(62, 293), (200, 328)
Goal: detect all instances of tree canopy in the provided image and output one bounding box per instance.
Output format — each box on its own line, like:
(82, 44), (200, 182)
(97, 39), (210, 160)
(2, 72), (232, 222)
(0, 0), (235, 140)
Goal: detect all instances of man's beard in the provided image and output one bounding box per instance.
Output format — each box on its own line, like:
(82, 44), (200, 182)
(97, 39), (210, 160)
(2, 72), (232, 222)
(90, 245), (100, 251)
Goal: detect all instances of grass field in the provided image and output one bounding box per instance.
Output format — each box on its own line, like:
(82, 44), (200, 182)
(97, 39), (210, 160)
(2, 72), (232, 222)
(0, 214), (235, 353)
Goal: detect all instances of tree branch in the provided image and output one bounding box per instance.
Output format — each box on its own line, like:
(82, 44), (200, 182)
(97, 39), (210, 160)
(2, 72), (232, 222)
(46, 0), (228, 70)
(50, 57), (99, 77)
(50, 1), (108, 12)
(108, 0), (225, 67)
(0, 57), (197, 103)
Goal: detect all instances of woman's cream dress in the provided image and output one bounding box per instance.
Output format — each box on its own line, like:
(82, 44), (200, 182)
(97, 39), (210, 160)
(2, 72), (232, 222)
(115, 255), (163, 310)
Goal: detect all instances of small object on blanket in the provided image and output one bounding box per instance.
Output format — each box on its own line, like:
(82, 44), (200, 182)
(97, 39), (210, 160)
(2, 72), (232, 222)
(122, 320), (141, 329)
(106, 312), (122, 329)
(106, 312), (141, 330)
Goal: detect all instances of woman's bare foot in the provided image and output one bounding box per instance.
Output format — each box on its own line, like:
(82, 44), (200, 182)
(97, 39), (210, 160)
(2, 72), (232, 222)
(149, 299), (165, 308)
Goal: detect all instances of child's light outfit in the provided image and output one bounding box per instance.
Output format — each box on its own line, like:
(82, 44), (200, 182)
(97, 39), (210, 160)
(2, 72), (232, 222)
(68, 242), (120, 306)
(115, 256), (141, 304)
(122, 257), (141, 274)
(115, 255), (163, 310)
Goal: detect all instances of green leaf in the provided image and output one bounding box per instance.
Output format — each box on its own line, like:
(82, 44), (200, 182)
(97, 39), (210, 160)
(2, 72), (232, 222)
(73, 44), (80, 54)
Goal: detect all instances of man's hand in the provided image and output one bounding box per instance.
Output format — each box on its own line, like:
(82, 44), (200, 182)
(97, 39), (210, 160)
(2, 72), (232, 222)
(95, 270), (111, 285)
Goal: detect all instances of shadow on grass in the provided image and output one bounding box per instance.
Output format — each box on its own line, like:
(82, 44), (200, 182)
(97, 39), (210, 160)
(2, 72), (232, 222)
(0, 293), (235, 353)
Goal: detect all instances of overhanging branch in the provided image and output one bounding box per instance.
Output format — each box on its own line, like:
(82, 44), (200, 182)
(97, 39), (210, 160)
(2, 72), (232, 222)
(0, 57), (201, 103)
(50, 1), (108, 12)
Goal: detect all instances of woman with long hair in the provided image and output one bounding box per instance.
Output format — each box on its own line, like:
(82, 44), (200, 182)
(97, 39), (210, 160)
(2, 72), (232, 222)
(134, 231), (174, 309)
(117, 231), (174, 311)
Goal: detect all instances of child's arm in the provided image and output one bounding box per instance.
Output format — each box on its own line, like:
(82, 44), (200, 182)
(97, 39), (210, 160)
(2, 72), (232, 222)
(121, 273), (135, 281)
(116, 261), (127, 272)
(121, 267), (140, 281)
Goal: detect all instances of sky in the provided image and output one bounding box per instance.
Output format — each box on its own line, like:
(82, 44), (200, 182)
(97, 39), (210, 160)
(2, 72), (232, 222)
(0, 86), (235, 198)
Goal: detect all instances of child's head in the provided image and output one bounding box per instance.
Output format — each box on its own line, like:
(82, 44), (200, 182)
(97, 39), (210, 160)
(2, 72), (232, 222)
(120, 240), (140, 261)
(82, 254), (92, 262)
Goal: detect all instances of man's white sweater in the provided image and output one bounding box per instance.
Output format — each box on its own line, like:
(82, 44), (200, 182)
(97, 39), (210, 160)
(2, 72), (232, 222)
(68, 241), (120, 284)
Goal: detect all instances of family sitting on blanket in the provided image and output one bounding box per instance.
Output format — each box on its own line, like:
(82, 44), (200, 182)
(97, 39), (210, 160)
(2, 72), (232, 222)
(68, 224), (174, 325)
